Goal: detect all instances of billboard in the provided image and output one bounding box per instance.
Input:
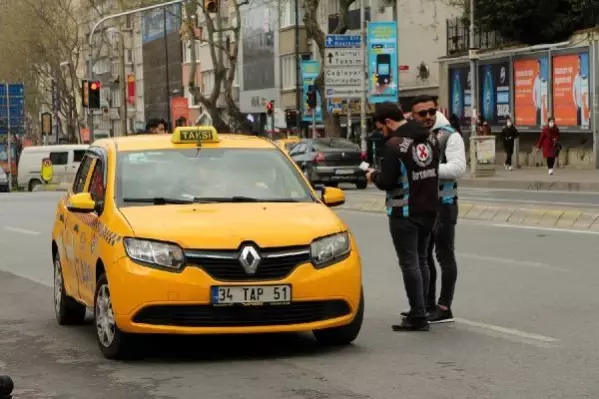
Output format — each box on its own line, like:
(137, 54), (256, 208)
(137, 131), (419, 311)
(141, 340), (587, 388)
(301, 60), (322, 122)
(552, 51), (590, 129)
(514, 55), (549, 128)
(448, 65), (472, 126)
(479, 61), (511, 125)
(367, 21), (398, 103)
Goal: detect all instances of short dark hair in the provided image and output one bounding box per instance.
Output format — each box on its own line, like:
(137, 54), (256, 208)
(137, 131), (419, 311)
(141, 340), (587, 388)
(146, 118), (167, 131)
(374, 102), (404, 123)
(411, 95), (437, 110)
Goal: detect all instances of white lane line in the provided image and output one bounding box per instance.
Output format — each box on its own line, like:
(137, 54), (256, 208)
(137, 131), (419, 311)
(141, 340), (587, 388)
(457, 252), (570, 272)
(4, 226), (41, 235)
(460, 196), (599, 209)
(493, 224), (599, 235)
(456, 318), (559, 344)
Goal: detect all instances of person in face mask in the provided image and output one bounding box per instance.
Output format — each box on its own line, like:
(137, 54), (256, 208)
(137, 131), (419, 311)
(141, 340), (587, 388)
(501, 117), (519, 171)
(536, 117), (561, 175)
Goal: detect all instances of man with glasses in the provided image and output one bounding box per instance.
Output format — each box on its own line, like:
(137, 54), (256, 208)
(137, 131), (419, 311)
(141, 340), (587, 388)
(410, 95), (466, 324)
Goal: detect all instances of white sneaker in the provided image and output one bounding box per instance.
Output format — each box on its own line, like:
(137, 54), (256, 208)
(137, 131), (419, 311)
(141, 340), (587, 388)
(504, 164), (509, 170)
(548, 168), (554, 175)
(508, 166), (513, 171)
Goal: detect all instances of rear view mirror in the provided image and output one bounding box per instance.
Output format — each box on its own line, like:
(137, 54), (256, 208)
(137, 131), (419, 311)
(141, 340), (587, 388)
(67, 192), (96, 213)
(321, 187), (345, 207)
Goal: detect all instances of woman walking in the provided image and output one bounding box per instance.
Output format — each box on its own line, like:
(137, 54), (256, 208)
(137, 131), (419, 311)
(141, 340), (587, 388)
(501, 117), (518, 170)
(536, 117), (561, 175)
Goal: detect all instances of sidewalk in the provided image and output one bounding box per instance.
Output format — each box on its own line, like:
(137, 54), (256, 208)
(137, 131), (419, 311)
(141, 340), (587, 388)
(461, 167), (599, 192)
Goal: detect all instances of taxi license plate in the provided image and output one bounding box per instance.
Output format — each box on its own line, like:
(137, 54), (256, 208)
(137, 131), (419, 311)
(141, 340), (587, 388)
(335, 169), (354, 175)
(211, 285), (291, 305)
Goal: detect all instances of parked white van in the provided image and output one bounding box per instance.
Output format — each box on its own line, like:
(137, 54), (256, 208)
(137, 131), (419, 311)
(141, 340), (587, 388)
(17, 144), (89, 191)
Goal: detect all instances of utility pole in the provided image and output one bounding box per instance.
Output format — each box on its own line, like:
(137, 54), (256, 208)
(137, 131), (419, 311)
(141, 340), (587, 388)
(118, 33), (127, 136)
(5, 83), (12, 191)
(163, 7), (172, 129)
(469, 0), (478, 138)
(294, 0), (301, 136)
(359, 0), (367, 152)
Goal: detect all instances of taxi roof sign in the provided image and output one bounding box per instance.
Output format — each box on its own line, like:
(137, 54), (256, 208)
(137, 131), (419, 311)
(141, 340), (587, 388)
(171, 126), (219, 144)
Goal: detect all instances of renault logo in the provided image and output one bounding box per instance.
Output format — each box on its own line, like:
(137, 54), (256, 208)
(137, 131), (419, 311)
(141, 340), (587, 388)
(239, 245), (261, 275)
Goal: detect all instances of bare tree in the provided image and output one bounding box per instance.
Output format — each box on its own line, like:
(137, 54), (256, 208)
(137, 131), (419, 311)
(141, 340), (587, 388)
(303, 0), (355, 137)
(180, 0), (256, 132)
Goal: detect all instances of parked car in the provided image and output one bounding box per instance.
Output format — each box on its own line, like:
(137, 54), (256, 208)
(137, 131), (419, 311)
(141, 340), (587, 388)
(0, 167), (8, 192)
(288, 138), (368, 189)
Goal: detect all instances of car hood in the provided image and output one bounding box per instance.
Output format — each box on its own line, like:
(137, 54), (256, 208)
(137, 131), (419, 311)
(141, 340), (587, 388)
(119, 202), (347, 249)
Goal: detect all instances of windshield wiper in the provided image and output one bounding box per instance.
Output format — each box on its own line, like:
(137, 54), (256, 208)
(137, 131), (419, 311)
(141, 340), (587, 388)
(192, 196), (300, 203)
(123, 197), (194, 205)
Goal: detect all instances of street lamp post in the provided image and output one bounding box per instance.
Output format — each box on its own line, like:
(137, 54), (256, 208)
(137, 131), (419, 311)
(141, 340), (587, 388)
(469, 0), (478, 138)
(87, 0), (187, 140)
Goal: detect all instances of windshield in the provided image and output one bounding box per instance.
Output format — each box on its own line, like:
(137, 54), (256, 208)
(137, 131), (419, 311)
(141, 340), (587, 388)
(313, 138), (360, 151)
(117, 148), (315, 205)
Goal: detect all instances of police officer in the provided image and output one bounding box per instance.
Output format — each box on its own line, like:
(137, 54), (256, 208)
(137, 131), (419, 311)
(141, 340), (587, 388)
(366, 102), (440, 332)
(410, 95), (466, 324)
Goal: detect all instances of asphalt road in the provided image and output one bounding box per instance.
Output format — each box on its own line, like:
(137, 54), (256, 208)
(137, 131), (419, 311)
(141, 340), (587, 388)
(1, 192), (598, 398)
(341, 184), (599, 210)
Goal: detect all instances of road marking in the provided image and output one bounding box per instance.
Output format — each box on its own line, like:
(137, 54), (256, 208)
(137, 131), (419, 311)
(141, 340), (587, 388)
(493, 224), (599, 235)
(4, 226), (41, 235)
(456, 318), (559, 345)
(460, 196), (599, 209)
(458, 252), (570, 272)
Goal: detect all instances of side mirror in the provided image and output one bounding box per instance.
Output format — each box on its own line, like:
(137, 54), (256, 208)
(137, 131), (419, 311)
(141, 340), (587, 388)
(321, 187), (345, 207)
(67, 192), (96, 213)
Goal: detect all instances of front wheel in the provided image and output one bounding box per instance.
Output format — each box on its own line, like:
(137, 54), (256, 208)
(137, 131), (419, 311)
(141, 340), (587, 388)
(313, 290), (364, 346)
(355, 181), (368, 189)
(94, 273), (133, 360)
(54, 253), (86, 325)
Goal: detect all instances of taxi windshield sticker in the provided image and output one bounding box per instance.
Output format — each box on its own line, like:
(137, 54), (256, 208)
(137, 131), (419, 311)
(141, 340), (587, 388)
(172, 126), (219, 144)
(127, 153), (149, 163)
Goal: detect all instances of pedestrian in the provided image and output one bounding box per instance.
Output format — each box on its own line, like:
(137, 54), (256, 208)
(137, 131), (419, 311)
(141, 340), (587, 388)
(480, 119), (491, 136)
(449, 113), (462, 135)
(366, 102), (440, 331)
(501, 116), (519, 171)
(410, 95), (466, 324)
(145, 118), (168, 134)
(536, 117), (561, 175)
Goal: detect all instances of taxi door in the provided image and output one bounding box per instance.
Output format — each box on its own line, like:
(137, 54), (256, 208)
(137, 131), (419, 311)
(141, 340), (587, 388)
(62, 153), (95, 300)
(75, 155), (107, 305)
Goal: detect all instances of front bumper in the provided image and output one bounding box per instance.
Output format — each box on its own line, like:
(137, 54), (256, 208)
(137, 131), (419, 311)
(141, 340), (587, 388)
(109, 245), (362, 335)
(309, 166), (366, 183)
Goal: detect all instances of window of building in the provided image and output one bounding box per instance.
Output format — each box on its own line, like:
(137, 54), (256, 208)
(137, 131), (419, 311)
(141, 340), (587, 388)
(281, 55), (296, 90)
(202, 70), (215, 95)
(280, 0), (305, 29)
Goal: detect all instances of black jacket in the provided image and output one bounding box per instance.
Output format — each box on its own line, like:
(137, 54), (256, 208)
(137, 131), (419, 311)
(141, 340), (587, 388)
(501, 125), (519, 151)
(371, 120), (440, 217)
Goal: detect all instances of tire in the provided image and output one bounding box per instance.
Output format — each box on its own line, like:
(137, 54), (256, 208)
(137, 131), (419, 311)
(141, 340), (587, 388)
(313, 290), (364, 346)
(29, 179), (41, 192)
(94, 273), (133, 360)
(54, 253), (86, 325)
(355, 181), (368, 189)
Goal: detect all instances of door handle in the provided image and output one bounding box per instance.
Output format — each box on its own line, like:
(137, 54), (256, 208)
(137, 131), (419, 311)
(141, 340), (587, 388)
(74, 224), (79, 233)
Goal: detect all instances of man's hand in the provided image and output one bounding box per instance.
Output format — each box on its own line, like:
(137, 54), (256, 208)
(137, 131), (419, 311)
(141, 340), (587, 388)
(366, 168), (376, 183)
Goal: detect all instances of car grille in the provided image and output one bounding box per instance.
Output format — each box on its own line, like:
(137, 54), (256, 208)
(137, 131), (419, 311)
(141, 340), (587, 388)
(132, 300), (352, 327)
(184, 246), (312, 281)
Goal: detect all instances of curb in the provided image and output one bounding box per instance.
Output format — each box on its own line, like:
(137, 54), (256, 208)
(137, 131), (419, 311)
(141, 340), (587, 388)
(339, 199), (599, 230)
(459, 178), (599, 192)
(32, 184), (69, 192)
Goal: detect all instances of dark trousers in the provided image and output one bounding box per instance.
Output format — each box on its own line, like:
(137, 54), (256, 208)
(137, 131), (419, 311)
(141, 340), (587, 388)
(427, 203), (458, 309)
(505, 150), (513, 166)
(389, 213), (437, 320)
(547, 157), (556, 169)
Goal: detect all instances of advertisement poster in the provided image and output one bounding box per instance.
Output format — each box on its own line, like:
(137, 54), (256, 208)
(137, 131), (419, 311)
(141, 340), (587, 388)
(479, 61), (511, 125)
(448, 65), (472, 126)
(552, 51), (590, 129)
(367, 21), (398, 103)
(301, 60), (322, 122)
(0, 143), (17, 174)
(514, 55), (549, 127)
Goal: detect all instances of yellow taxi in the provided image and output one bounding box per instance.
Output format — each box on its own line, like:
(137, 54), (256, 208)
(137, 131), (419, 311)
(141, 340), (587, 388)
(51, 126), (364, 359)
(274, 136), (301, 153)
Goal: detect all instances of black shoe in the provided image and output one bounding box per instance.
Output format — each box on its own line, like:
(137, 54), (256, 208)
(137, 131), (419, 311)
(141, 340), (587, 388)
(392, 318), (430, 332)
(401, 307), (435, 317)
(427, 306), (454, 324)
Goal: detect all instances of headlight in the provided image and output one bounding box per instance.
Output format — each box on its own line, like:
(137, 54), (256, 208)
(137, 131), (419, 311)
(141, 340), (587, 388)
(310, 232), (350, 268)
(123, 238), (185, 270)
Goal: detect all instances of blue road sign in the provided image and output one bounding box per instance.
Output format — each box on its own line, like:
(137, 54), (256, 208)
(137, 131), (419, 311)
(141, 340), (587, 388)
(325, 34), (361, 48)
(0, 83), (25, 135)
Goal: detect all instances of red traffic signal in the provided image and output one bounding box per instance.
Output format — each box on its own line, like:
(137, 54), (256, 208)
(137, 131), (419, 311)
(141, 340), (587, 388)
(90, 82), (100, 90)
(266, 100), (274, 115)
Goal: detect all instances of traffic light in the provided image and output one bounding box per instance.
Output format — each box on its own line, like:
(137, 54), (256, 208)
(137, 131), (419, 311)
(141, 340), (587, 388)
(266, 100), (274, 116)
(306, 89), (317, 110)
(204, 0), (218, 13)
(81, 80), (89, 107)
(41, 112), (52, 136)
(89, 81), (101, 109)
